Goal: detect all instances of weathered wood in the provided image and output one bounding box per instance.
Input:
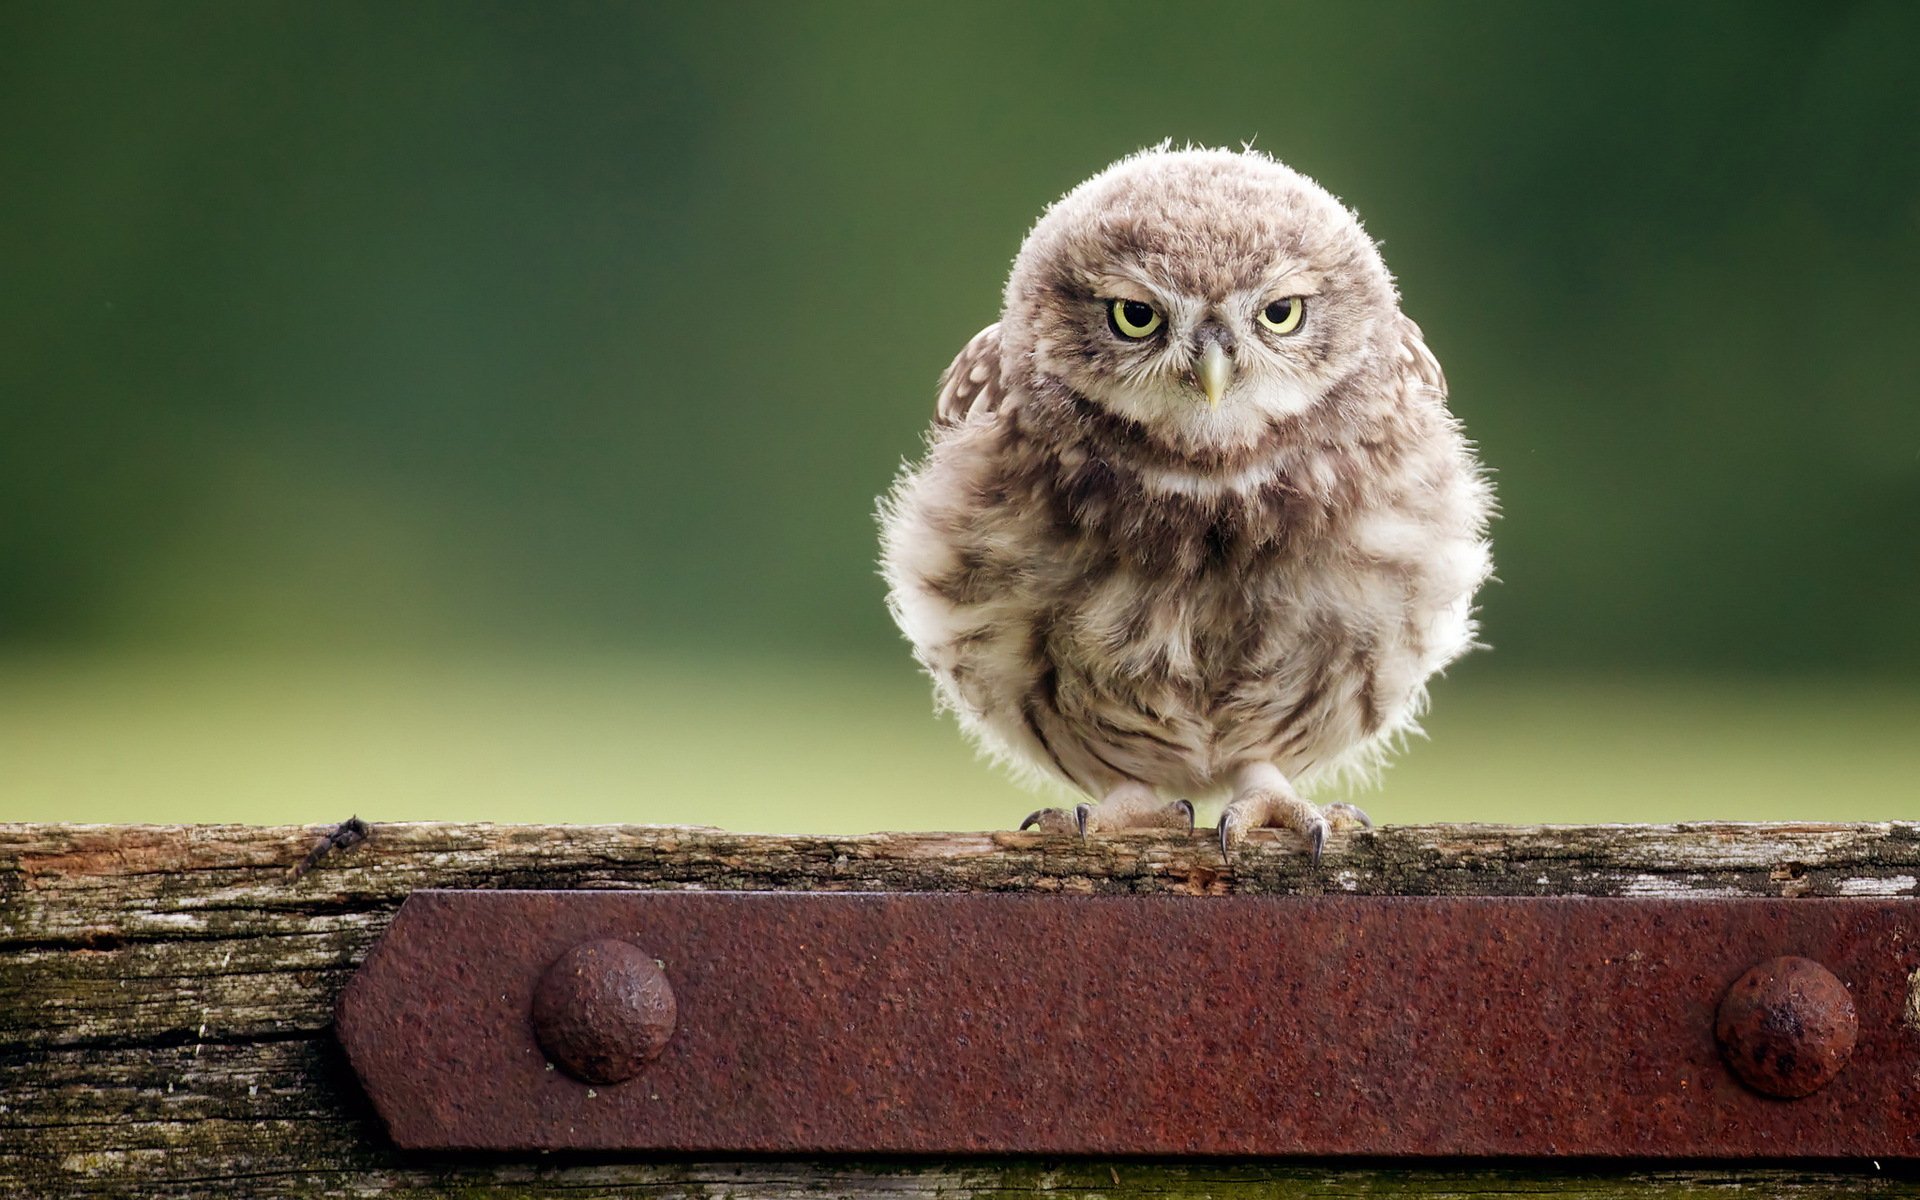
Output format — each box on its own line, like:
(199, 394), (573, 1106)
(4, 820), (1919, 1196)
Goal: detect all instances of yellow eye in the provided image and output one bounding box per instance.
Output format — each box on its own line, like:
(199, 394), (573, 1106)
(1258, 297), (1305, 334)
(1108, 298), (1164, 339)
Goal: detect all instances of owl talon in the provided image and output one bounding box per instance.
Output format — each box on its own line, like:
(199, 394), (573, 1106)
(1064, 784), (1193, 835)
(1218, 765), (1363, 866)
(1173, 798), (1195, 833)
(1020, 797), (1183, 838)
(1325, 801), (1373, 831)
(1019, 807), (1079, 835)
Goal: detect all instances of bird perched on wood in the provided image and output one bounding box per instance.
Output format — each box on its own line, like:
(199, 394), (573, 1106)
(879, 145), (1493, 860)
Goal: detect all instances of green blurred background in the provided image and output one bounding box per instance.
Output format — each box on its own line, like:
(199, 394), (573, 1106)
(4, 1), (1916, 831)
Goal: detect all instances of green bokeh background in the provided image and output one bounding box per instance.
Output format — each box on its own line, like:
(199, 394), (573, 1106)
(4, 1), (1916, 830)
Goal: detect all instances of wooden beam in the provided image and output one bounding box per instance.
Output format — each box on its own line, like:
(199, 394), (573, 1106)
(4, 821), (1918, 1196)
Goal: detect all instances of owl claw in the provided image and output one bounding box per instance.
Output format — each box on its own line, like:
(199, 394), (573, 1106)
(1019, 807), (1080, 835)
(1221, 810), (1333, 864)
(1325, 801), (1373, 830)
(1217, 770), (1363, 866)
(1024, 793), (1194, 838)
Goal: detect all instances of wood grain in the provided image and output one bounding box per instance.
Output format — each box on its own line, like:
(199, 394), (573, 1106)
(5, 820), (1917, 1196)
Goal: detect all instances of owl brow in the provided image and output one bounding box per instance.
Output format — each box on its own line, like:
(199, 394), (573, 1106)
(1251, 267), (1322, 300)
(1088, 275), (1157, 305)
(1218, 289), (1307, 326)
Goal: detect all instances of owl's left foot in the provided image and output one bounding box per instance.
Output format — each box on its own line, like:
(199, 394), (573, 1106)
(1216, 764), (1371, 864)
(1020, 782), (1194, 837)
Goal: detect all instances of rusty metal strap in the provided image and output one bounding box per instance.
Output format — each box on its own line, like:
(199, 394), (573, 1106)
(334, 891), (1920, 1156)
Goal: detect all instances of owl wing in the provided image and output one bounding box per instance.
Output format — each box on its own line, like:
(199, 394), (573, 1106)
(1397, 316), (1448, 402)
(935, 323), (1010, 427)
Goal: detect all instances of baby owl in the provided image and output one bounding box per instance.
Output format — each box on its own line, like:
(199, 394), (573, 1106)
(879, 146), (1493, 860)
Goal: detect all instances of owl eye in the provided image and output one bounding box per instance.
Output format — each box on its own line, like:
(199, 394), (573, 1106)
(1107, 299), (1164, 340)
(1258, 297), (1305, 334)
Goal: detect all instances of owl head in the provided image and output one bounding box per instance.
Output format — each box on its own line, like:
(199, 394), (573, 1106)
(1000, 145), (1400, 456)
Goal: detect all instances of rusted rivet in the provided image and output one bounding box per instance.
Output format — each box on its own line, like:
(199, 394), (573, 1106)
(531, 939), (676, 1085)
(1715, 955), (1856, 1099)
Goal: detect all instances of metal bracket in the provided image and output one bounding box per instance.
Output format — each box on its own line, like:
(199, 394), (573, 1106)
(334, 890), (1920, 1156)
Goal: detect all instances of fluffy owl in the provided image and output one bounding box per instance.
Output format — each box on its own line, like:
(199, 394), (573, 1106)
(878, 145), (1493, 860)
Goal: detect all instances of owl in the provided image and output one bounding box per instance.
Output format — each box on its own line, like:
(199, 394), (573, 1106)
(878, 145), (1493, 860)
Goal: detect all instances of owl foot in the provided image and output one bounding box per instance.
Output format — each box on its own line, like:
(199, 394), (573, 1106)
(1324, 801), (1373, 833)
(1216, 764), (1371, 864)
(1019, 806), (1080, 834)
(1019, 783), (1193, 837)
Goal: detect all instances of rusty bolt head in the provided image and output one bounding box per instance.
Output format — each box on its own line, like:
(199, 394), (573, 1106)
(531, 939), (676, 1085)
(1715, 955), (1856, 1099)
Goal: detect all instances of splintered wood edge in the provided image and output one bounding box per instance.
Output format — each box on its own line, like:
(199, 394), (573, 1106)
(6, 820), (1920, 909)
(4, 821), (1919, 1197)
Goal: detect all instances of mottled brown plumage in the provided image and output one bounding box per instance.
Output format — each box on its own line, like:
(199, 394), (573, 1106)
(879, 146), (1493, 859)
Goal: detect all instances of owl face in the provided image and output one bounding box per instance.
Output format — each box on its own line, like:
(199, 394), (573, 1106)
(1002, 147), (1399, 454)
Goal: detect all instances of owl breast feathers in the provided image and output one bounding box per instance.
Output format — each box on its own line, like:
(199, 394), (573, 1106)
(878, 145), (1493, 849)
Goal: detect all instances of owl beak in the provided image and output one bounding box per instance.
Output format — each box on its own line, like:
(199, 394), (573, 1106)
(1197, 342), (1233, 409)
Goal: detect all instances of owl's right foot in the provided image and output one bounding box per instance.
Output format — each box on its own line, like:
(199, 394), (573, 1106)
(1216, 763), (1371, 863)
(1020, 782), (1193, 837)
